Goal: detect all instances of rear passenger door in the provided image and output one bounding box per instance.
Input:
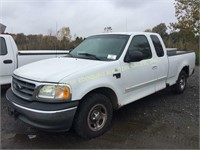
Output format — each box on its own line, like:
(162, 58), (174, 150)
(150, 35), (168, 91)
(0, 37), (15, 84)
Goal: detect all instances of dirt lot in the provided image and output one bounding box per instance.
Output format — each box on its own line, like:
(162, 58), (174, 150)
(1, 67), (199, 149)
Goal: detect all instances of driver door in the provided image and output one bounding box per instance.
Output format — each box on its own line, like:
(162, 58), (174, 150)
(120, 35), (157, 105)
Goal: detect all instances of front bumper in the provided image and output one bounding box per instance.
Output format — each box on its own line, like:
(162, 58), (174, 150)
(6, 88), (79, 131)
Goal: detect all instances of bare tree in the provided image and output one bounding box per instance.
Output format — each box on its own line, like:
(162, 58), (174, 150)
(104, 27), (112, 33)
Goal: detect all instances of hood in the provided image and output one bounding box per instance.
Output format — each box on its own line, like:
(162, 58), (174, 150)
(14, 57), (104, 83)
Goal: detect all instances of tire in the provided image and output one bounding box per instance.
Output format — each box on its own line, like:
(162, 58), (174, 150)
(73, 93), (113, 139)
(172, 70), (187, 94)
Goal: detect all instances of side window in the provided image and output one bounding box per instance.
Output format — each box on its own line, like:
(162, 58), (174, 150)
(0, 37), (7, 55)
(127, 35), (152, 60)
(150, 35), (164, 57)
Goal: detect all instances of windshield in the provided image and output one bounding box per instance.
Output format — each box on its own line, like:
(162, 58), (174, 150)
(70, 34), (130, 61)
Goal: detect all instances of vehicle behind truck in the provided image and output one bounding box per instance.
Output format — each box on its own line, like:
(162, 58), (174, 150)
(0, 34), (69, 85)
(6, 32), (195, 138)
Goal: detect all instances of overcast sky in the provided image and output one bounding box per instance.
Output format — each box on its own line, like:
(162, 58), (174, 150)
(1, 0), (177, 37)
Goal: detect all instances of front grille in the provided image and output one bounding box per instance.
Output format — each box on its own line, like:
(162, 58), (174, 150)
(12, 77), (36, 101)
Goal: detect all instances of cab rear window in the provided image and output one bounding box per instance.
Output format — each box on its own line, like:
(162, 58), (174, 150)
(150, 35), (164, 57)
(0, 37), (7, 55)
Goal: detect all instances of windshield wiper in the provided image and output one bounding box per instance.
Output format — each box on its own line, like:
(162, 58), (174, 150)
(78, 52), (101, 60)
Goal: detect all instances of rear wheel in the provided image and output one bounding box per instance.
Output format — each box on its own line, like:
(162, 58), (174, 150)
(73, 93), (113, 139)
(172, 70), (187, 94)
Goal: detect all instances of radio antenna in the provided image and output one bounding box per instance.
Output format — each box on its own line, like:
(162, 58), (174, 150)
(55, 22), (57, 57)
(126, 16), (127, 32)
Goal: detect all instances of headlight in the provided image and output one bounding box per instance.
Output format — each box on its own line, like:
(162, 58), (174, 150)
(38, 84), (71, 100)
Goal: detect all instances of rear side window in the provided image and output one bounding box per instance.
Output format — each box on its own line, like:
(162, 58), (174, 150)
(150, 35), (164, 57)
(127, 35), (152, 60)
(0, 37), (7, 55)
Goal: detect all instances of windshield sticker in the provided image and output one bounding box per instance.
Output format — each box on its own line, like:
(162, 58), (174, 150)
(107, 54), (117, 60)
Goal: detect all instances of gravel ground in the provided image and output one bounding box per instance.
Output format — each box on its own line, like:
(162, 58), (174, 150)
(1, 67), (199, 149)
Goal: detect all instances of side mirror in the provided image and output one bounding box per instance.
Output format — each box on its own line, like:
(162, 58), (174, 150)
(124, 51), (143, 62)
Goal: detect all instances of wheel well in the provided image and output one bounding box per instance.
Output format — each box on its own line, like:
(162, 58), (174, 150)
(82, 87), (119, 110)
(182, 66), (189, 77)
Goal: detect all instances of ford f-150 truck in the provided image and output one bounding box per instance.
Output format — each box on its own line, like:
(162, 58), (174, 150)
(0, 34), (69, 85)
(6, 32), (195, 138)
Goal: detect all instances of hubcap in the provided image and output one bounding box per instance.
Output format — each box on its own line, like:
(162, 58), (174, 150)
(87, 104), (107, 131)
(180, 75), (186, 90)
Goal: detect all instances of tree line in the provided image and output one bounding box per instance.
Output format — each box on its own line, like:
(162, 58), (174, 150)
(10, 33), (84, 50)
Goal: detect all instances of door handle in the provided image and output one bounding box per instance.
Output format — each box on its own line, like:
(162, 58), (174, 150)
(113, 73), (121, 79)
(3, 59), (13, 64)
(152, 66), (157, 70)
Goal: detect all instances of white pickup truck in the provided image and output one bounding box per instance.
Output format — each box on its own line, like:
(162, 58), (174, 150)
(6, 32), (195, 138)
(0, 34), (69, 85)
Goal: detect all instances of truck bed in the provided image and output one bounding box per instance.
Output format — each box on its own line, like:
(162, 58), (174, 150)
(18, 50), (69, 67)
(167, 50), (195, 86)
(18, 50), (69, 55)
(167, 50), (193, 56)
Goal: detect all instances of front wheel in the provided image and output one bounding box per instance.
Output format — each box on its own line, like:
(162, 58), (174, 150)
(73, 93), (113, 139)
(172, 70), (187, 94)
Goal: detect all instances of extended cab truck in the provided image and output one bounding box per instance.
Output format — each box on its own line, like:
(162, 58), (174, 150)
(0, 34), (69, 85)
(6, 32), (195, 138)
